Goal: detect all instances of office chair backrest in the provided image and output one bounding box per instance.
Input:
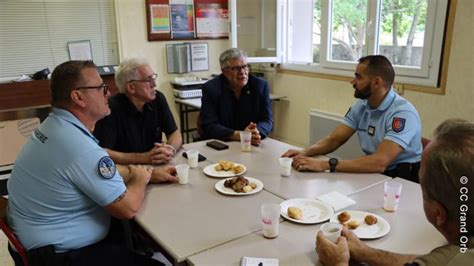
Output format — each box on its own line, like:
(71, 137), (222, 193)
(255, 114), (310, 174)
(0, 197), (29, 266)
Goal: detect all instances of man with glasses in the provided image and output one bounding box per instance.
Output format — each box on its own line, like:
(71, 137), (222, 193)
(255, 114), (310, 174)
(7, 61), (157, 265)
(94, 58), (182, 176)
(200, 48), (273, 145)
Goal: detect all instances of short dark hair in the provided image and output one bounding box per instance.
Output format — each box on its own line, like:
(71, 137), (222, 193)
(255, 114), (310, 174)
(358, 55), (395, 87)
(420, 119), (474, 231)
(50, 60), (97, 108)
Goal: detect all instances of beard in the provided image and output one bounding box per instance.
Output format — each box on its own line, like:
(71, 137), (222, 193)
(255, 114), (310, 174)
(354, 84), (371, 99)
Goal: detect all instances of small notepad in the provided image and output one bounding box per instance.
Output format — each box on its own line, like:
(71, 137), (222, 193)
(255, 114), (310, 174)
(317, 191), (356, 211)
(241, 256), (279, 266)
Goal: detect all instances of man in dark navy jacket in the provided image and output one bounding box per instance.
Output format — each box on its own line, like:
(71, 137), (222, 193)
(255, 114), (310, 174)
(200, 48), (273, 145)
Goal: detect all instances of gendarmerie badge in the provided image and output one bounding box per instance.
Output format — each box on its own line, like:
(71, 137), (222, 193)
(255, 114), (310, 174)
(98, 156), (116, 179)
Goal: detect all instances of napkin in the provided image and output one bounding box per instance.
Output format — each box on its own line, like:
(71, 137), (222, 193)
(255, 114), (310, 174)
(241, 256), (279, 266)
(317, 191), (356, 211)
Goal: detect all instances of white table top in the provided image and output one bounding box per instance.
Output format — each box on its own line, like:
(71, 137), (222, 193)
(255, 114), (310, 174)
(184, 138), (389, 199)
(135, 159), (284, 263)
(187, 178), (447, 265)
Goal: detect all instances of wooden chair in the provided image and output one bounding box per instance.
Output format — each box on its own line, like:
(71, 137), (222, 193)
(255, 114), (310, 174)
(0, 197), (29, 266)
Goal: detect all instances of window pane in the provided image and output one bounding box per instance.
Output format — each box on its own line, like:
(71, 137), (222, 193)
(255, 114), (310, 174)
(236, 0), (276, 57)
(313, 0), (321, 63)
(330, 0), (368, 62)
(379, 0), (428, 67)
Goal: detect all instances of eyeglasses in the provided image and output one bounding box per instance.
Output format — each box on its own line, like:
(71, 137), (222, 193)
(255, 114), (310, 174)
(129, 73), (158, 84)
(223, 65), (249, 73)
(75, 83), (109, 96)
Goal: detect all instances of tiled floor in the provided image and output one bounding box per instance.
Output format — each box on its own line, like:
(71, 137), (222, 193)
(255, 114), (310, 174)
(0, 234), (14, 266)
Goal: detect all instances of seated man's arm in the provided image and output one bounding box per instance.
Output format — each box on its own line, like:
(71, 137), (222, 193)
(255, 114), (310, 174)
(256, 80), (273, 138)
(106, 149), (153, 165)
(334, 139), (403, 173)
(293, 139), (403, 173)
(284, 124), (355, 158)
(342, 228), (419, 265)
(104, 165), (152, 219)
(165, 129), (182, 153)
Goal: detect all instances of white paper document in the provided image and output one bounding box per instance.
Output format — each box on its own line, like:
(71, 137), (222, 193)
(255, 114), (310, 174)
(241, 256), (279, 266)
(317, 191), (356, 211)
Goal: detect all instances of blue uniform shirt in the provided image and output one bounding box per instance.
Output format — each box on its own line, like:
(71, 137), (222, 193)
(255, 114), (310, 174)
(7, 108), (126, 252)
(342, 89), (422, 168)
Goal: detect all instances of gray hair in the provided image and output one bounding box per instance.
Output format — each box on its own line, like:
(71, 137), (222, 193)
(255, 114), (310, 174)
(115, 58), (150, 94)
(219, 48), (247, 68)
(420, 119), (474, 232)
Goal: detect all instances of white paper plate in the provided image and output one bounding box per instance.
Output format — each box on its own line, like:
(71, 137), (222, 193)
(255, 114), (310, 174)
(214, 177), (263, 196)
(280, 198), (334, 224)
(330, 210), (390, 239)
(203, 163), (246, 178)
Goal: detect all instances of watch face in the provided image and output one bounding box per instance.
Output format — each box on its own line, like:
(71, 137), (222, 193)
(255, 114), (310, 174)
(329, 158), (338, 166)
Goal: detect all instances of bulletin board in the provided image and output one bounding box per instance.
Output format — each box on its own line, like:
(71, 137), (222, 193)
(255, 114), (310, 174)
(146, 0), (229, 41)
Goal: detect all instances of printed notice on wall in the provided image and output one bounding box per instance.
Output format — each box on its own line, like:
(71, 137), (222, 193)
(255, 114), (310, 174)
(195, 3), (229, 38)
(151, 4), (170, 33)
(170, 0), (195, 39)
(190, 43), (209, 71)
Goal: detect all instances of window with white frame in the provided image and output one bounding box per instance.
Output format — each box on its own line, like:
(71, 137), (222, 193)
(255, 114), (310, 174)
(281, 0), (448, 87)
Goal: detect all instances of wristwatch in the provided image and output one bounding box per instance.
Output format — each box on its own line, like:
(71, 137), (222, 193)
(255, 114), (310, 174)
(329, 158), (339, 173)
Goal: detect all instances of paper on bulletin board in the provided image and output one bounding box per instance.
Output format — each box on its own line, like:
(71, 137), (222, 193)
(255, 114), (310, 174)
(170, 0), (195, 39)
(195, 3), (229, 38)
(68, 40), (92, 61)
(190, 43), (209, 71)
(151, 4), (170, 33)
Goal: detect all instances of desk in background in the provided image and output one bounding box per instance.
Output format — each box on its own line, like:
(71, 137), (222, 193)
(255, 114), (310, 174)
(175, 94), (286, 143)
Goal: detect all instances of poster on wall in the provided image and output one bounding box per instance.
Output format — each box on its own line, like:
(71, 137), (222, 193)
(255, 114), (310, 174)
(150, 4), (170, 33)
(146, 0), (228, 41)
(170, 0), (195, 39)
(195, 2), (228, 38)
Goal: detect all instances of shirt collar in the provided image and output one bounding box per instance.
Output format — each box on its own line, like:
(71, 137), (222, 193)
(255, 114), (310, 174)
(52, 107), (99, 143)
(363, 88), (395, 111)
(119, 93), (154, 113)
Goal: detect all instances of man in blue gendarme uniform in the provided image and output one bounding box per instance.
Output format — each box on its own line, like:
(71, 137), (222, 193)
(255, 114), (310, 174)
(7, 61), (156, 265)
(283, 55), (422, 182)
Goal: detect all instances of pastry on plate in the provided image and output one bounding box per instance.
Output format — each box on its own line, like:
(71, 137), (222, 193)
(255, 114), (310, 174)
(337, 211), (351, 223)
(288, 207), (303, 220)
(347, 220), (360, 230)
(364, 214), (378, 225)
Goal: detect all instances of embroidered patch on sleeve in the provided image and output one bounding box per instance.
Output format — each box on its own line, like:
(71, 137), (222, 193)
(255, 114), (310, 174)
(392, 117), (406, 133)
(98, 156), (116, 179)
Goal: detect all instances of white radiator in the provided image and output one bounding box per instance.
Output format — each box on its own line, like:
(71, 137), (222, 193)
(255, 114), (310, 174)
(309, 109), (363, 159)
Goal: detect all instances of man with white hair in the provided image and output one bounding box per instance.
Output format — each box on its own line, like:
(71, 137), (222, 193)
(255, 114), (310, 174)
(94, 58), (181, 178)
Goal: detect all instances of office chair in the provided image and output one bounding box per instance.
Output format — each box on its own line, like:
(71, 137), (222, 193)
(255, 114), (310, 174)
(0, 197), (29, 266)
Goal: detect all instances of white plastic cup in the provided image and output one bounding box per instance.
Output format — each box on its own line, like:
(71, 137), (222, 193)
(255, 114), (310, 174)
(176, 164), (190, 185)
(320, 222), (343, 243)
(383, 180), (403, 212)
(261, 203), (280, 239)
(279, 157), (293, 177)
(240, 131), (252, 152)
(186, 150), (199, 168)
